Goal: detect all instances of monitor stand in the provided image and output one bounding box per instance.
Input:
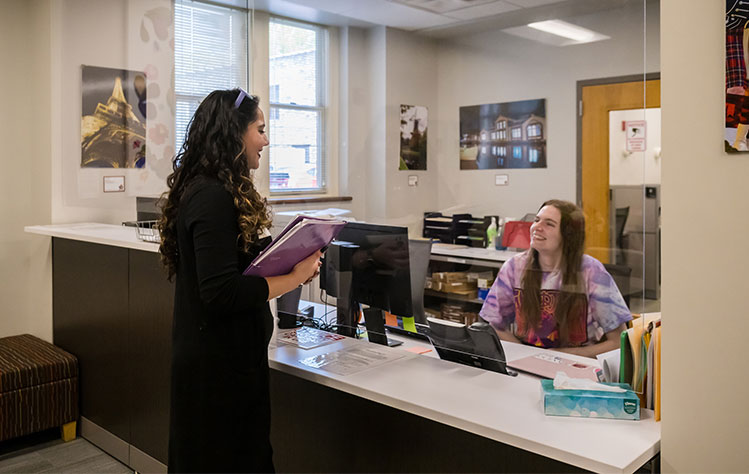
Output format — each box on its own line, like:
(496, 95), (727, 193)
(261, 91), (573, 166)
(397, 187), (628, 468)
(363, 308), (403, 347)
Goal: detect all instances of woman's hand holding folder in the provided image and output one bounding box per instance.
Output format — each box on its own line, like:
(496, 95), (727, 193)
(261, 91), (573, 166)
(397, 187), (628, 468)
(265, 250), (323, 300)
(295, 250), (323, 285)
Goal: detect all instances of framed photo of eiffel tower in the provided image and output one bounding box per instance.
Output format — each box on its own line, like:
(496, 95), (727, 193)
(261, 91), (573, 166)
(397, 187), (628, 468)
(80, 65), (148, 168)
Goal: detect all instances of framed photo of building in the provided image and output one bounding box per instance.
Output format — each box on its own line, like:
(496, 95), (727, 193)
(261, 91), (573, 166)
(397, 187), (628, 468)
(459, 98), (546, 169)
(399, 104), (428, 170)
(81, 65), (147, 168)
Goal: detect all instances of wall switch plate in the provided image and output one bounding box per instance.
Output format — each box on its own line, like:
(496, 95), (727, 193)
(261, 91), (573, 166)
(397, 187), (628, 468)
(103, 176), (125, 192)
(495, 174), (508, 186)
(408, 175), (418, 186)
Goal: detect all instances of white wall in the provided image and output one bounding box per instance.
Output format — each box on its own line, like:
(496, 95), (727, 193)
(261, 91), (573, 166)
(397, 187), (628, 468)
(0, 0), (173, 340)
(365, 26), (389, 221)
(51, 0), (174, 225)
(344, 1), (661, 234)
(433, 1), (660, 221)
(0, 0), (53, 340)
(384, 27), (440, 236)
(661, 0), (749, 471)
(609, 108), (662, 185)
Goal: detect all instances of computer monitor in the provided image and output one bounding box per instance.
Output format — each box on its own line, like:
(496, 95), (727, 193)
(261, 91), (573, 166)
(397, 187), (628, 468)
(320, 222), (413, 343)
(382, 239), (432, 339)
(426, 317), (515, 376)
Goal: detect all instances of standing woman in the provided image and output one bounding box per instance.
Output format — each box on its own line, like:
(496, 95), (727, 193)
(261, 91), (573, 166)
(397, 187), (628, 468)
(479, 199), (631, 358)
(159, 89), (321, 472)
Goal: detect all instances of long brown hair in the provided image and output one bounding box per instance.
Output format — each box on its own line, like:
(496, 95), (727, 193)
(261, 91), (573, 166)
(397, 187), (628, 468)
(519, 199), (586, 344)
(158, 89), (272, 280)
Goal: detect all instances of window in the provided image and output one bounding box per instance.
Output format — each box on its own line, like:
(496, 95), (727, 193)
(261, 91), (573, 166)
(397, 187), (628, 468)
(269, 18), (326, 193)
(529, 148), (539, 163)
(513, 146), (522, 159)
(511, 127), (522, 140)
(499, 130), (507, 140)
(499, 146), (506, 157)
(174, 0), (248, 152)
(527, 123), (542, 138)
(498, 120), (506, 130)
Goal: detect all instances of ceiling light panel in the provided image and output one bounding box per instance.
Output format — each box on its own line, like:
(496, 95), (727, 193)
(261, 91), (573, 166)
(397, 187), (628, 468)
(526, 19), (609, 44)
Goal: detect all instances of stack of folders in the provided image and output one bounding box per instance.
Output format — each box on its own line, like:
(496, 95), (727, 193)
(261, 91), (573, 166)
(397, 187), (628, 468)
(620, 314), (662, 421)
(243, 215), (347, 277)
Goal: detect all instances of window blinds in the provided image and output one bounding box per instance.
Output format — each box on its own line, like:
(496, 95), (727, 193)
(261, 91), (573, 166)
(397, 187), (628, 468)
(174, 0), (248, 151)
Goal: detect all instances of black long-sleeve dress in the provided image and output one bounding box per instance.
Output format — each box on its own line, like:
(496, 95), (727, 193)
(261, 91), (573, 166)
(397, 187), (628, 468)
(167, 176), (274, 473)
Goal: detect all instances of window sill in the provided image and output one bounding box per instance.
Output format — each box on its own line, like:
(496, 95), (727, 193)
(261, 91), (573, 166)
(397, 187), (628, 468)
(268, 195), (352, 205)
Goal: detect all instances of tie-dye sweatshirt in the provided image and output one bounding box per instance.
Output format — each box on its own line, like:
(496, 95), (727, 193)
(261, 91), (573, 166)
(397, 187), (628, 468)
(479, 252), (632, 348)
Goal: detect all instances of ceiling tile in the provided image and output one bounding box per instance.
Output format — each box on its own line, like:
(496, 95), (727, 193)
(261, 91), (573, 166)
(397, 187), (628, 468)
(391, 0), (498, 14)
(442, 1), (520, 20)
(339, 0), (456, 30)
(504, 0), (566, 8)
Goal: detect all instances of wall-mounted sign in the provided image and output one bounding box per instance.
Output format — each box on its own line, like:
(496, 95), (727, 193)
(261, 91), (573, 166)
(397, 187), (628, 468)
(103, 176), (125, 192)
(495, 174), (509, 186)
(625, 120), (646, 152)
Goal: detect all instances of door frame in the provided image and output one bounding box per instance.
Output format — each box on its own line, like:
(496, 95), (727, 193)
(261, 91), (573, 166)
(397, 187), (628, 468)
(576, 72), (661, 204)
(576, 73), (661, 262)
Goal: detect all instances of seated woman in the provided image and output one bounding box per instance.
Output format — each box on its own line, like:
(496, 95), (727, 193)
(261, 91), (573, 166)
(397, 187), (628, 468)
(479, 199), (631, 358)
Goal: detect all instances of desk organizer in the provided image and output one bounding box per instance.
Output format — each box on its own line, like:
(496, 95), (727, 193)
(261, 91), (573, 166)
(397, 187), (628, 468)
(423, 212), (498, 247)
(541, 379), (640, 420)
(0, 334), (79, 442)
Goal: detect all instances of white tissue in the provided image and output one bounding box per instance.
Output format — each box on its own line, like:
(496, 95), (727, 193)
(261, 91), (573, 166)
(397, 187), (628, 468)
(552, 371), (626, 393)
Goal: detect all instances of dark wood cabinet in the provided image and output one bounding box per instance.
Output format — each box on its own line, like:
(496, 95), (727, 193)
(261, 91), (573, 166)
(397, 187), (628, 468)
(52, 238), (173, 467)
(52, 238), (131, 443)
(128, 250), (174, 463)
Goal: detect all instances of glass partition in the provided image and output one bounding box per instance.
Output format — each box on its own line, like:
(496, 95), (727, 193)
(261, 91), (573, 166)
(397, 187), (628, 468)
(56, 0), (658, 396)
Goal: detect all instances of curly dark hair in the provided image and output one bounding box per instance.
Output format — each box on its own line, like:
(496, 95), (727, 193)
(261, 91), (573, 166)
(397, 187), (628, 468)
(519, 199), (586, 344)
(158, 89), (272, 280)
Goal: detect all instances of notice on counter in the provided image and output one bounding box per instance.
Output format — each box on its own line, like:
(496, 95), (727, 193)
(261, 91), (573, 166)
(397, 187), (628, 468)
(299, 345), (405, 376)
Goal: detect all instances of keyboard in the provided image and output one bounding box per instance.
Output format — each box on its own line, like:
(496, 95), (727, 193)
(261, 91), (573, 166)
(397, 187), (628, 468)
(277, 326), (346, 350)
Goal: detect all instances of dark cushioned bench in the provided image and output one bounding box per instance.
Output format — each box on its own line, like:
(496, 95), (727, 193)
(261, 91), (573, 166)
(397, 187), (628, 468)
(0, 334), (79, 442)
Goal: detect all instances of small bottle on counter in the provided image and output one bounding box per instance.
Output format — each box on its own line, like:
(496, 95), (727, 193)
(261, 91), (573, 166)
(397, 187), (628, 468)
(495, 218), (506, 250)
(486, 217), (498, 249)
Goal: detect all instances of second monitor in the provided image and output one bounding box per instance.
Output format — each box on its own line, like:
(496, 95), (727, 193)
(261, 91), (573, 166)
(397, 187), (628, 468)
(320, 222), (412, 343)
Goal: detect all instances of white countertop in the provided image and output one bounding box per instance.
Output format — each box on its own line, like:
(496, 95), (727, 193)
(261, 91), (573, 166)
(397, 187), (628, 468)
(431, 242), (521, 263)
(25, 223), (160, 253)
(269, 321), (660, 474)
(25, 224), (520, 264)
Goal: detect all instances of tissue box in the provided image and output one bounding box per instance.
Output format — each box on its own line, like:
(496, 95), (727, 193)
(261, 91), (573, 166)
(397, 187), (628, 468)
(540, 379), (640, 420)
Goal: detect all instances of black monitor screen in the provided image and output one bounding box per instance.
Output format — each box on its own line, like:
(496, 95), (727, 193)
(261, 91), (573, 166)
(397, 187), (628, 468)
(335, 222), (412, 317)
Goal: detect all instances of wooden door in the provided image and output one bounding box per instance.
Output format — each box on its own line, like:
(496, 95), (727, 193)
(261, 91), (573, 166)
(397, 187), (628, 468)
(580, 79), (660, 263)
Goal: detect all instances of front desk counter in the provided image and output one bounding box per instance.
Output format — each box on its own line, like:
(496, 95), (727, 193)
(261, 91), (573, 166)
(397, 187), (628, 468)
(25, 224), (660, 474)
(270, 306), (659, 474)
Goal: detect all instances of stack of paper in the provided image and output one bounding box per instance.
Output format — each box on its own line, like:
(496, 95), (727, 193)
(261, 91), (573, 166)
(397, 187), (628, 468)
(243, 215), (347, 277)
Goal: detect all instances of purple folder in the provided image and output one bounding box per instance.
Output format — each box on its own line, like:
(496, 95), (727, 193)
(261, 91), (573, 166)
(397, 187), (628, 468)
(243, 216), (347, 277)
